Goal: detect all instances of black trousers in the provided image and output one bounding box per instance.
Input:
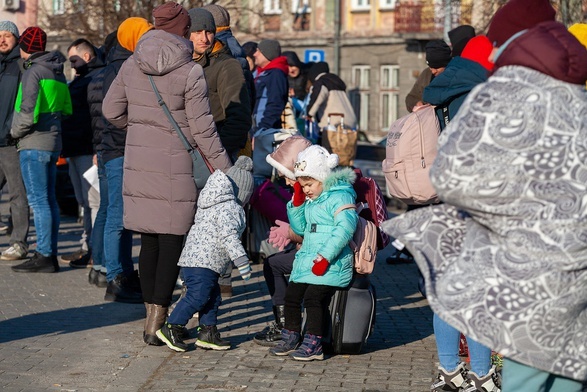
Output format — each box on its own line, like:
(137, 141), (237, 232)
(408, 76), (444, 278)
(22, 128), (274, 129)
(263, 249), (296, 306)
(284, 281), (336, 336)
(139, 233), (183, 306)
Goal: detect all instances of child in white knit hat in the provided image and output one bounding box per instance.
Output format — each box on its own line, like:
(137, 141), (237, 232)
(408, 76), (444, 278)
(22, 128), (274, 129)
(269, 145), (358, 361)
(157, 156), (254, 352)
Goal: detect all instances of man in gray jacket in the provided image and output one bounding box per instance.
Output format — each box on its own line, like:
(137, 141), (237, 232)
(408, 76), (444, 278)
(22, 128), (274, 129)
(0, 21), (30, 262)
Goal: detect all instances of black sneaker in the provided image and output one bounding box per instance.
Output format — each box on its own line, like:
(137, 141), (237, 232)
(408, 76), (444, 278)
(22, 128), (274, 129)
(104, 273), (143, 303)
(156, 323), (188, 352)
(195, 325), (230, 350)
(253, 322), (283, 346)
(69, 252), (92, 268)
(89, 269), (108, 288)
(59, 249), (88, 263)
(12, 252), (58, 273)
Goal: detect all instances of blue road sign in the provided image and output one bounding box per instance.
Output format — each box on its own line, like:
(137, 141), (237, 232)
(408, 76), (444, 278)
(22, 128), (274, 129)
(304, 49), (325, 63)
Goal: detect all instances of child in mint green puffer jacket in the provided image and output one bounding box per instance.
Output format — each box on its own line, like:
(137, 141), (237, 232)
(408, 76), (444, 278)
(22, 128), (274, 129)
(269, 145), (357, 361)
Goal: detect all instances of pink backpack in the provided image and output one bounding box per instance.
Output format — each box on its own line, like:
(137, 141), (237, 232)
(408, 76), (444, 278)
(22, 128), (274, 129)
(382, 105), (441, 205)
(335, 203), (378, 275)
(353, 169), (390, 250)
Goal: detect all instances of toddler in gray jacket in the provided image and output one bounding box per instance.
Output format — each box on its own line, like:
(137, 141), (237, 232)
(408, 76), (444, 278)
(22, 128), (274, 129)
(157, 156), (254, 352)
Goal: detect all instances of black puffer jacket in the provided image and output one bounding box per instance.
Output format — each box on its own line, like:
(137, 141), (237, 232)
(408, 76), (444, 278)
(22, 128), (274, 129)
(0, 45), (21, 147)
(99, 43), (132, 164)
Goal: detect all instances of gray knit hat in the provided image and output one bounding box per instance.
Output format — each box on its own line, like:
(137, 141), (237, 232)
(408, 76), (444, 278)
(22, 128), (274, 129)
(0, 21), (19, 39)
(202, 4), (230, 27)
(226, 156), (254, 206)
(258, 39), (281, 61)
(188, 8), (216, 33)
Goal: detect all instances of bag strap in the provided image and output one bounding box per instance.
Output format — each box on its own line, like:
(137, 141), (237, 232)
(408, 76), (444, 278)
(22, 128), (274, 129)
(148, 75), (206, 164)
(334, 203), (357, 216)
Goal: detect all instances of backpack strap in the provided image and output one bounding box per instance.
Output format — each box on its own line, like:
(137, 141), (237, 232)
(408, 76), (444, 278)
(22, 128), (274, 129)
(334, 203), (357, 216)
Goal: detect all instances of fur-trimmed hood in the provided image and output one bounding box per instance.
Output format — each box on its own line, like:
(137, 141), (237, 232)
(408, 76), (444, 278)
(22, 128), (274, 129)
(322, 166), (356, 193)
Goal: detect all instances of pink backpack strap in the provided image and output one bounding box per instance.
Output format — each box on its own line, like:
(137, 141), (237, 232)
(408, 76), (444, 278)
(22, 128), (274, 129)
(334, 203), (357, 216)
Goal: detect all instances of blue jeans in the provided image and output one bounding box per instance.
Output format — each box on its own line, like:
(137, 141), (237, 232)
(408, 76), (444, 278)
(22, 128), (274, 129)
(91, 153), (107, 271)
(67, 155), (94, 251)
(502, 358), (585, 392)
(19, 150), (60, 256)
(434, 313), (491, 376)
(104, 156), (133, 281)
(167, 267), (221, 327)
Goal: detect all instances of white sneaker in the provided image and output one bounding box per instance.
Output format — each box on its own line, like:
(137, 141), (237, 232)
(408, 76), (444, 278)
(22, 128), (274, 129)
(1, 243), (28, 261)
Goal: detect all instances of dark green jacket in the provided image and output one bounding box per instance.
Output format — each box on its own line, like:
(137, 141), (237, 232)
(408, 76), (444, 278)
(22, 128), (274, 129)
(195, 42), (251, 156)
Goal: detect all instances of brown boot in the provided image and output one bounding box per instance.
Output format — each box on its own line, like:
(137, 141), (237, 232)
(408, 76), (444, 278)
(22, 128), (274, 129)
(144, 304), (168, 346)
(143, 303), (152, 342)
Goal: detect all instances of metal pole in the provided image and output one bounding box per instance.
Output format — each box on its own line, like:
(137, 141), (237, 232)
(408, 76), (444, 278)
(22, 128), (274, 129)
(334, 0), (341, 75)
(443, 0), (452, 42)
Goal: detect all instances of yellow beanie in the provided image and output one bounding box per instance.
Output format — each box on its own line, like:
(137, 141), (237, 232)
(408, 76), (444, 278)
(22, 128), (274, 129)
(569, 23), (587, 49)
(117, 17), (153, 52)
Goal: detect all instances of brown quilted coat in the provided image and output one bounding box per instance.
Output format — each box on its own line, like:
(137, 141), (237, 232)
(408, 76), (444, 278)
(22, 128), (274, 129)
(103, 30), (232, 235)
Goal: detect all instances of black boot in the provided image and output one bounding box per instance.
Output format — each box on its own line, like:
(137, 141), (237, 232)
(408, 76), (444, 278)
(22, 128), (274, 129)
(195, 325), (230, 350)
(104, 273), (143, 303)
(12, 252), (58, 273)
(253, 305), (285, 346)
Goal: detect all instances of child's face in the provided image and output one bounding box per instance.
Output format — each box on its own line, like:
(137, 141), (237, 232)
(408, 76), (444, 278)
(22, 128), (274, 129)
(297, 177), (323, 200)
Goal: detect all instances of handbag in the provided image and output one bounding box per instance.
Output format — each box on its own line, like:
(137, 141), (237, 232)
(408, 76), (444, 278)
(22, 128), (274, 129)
(249, 178), (293, 224)
(321, 113), (357, 166)
(148, 75), (213, 190)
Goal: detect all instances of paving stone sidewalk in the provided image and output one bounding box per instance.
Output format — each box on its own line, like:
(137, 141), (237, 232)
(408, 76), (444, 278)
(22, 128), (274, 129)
(0, 210), (438, 391)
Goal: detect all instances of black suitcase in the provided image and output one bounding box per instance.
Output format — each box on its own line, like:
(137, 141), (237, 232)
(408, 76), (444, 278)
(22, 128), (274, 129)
(323, 274), (377, 354)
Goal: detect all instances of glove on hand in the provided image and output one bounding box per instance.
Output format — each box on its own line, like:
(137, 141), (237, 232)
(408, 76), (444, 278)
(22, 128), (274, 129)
(292, 181), (306, 207)
(236, 261), (252, 281)
(311, 256), (329, 276)
(268, 220), (291, 251)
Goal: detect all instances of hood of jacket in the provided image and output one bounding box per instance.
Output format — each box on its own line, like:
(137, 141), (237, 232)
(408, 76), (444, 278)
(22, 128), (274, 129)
(134, 30), (193, 76)
(315, 72), (347, 91)
(0, 44), (20, 72)
(197, 169), (237, 209)
(107, 42), (132, 65)
(494, 21), (587, 85)
(320, 166), (357, 198)
(27, 50), (66, 75)
(257, 55), (289, 76)
(423, 56), (489, 105)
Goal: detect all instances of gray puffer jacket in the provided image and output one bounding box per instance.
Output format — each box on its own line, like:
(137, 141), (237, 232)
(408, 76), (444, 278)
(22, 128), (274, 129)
(178, 169), (248, 274)
(102, 30), (232, 235)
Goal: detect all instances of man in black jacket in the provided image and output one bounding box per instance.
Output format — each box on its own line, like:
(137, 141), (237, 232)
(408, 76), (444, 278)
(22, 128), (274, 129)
(0, 21), (30, 262)
(59, 38), (105, 268)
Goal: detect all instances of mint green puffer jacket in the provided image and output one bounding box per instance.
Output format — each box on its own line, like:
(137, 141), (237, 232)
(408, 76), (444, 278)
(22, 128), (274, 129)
(287, 167), (358, 287)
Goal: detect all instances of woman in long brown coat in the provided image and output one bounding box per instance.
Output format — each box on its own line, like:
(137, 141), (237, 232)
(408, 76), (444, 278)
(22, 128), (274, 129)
(102, 7), (232, 345)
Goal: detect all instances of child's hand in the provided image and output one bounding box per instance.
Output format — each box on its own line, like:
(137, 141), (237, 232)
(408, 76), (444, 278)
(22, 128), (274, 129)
(237, 261), (252, 281)
(311, 256), (329, 276)
(292, 181), (306, 207)
(268, 220), (291, 251)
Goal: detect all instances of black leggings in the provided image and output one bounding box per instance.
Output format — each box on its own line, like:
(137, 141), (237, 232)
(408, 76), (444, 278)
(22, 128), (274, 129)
(284, 282), (336, 336)
(138, 233), (183, 307)
(263, 249), (296, 306)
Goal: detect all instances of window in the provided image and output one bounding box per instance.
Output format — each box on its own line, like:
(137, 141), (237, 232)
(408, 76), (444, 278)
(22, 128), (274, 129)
(380, 65), (400, 130)
(351, 0), (371, 11)
(53, 0), (64, 14)
(264, 0), (281, 14)
(379, 0), (397, 10)
(351, 65), (371, 131)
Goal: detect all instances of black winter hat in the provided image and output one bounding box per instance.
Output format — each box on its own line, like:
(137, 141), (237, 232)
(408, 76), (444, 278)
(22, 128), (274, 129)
(448, 25), (475, 56)
(283, 51), (303, 68)
(425, 40), (452, 68)
(307, 61), (329, 83)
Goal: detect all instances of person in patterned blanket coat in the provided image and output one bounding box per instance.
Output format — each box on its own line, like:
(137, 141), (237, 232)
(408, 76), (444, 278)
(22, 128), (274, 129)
(382, 21), (587, 392)
(157, 156), (254, 353)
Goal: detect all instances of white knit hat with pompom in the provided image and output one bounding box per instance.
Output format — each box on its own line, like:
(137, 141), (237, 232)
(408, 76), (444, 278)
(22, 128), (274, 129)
(294, 145), (339, 182)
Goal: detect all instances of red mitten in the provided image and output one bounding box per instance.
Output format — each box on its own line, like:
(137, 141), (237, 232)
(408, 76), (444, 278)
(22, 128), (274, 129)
(312, 256), (329, 276)
(292, 181), (306, 207)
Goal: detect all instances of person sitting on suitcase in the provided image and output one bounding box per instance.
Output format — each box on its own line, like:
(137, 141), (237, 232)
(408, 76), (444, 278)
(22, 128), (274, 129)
(269, 145), (358, 361)
(156, 156), (254, 352)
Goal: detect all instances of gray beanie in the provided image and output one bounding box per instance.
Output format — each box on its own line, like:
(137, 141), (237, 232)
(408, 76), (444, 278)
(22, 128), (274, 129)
(258, 39), (281, 61)
(188, 8), (216, 33)
(226, 156), (254, 206)
(202, 4), (230, 27)
(0, 21), (19, 39)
